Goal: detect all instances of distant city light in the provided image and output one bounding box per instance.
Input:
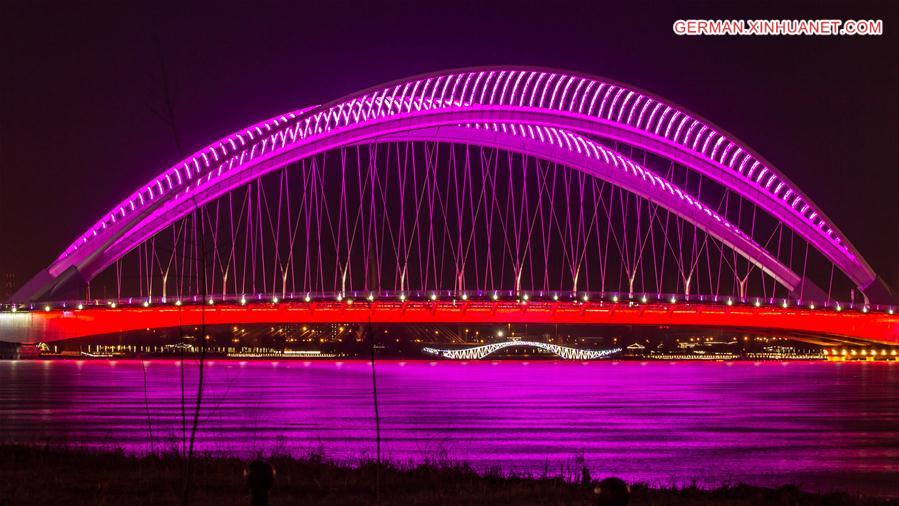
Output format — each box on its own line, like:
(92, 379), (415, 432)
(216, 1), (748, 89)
(44, 305), (51, 312)
(76, 304), (83, 310)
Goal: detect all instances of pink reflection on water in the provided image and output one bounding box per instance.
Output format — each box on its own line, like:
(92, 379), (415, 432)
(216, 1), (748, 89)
(0, 359), (897, 496)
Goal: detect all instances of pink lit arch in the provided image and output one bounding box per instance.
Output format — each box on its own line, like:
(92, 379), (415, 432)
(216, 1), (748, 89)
(13, 68), (887, 303)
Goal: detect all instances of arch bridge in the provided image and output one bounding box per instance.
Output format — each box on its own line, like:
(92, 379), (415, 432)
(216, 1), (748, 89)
(423, 340), (621, 360)
(4, 67), (896, 345)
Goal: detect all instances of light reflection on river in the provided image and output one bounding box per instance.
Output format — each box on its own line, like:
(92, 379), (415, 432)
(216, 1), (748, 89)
(1, 359), (897, 495)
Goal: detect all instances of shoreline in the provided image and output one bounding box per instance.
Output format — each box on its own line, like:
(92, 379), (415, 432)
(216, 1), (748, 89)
(0, 444), (893, 505)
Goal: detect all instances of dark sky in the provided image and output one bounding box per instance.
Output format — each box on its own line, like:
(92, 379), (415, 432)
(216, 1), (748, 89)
(1, 0), (897, 293)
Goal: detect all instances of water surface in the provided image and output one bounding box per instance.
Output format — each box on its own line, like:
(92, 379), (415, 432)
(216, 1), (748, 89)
(1, 359), (897, 496)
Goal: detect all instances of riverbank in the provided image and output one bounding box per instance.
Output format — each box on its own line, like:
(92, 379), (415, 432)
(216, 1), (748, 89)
(0, 445), (892, 505)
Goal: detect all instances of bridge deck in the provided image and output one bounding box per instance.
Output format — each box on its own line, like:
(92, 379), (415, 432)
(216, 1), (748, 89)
(1, 301), (897, 345)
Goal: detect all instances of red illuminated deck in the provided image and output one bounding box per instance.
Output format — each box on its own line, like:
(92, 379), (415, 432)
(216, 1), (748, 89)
(3, 300), (897, 345)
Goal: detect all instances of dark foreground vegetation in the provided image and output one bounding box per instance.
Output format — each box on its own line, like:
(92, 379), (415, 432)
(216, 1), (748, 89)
(0, 445), (893, 505)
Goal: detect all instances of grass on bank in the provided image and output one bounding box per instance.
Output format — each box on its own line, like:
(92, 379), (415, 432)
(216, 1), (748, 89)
(0, 444), (893, 505)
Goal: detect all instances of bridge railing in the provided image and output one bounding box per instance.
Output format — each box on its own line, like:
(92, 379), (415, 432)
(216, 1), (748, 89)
(2, 289), (894, 316)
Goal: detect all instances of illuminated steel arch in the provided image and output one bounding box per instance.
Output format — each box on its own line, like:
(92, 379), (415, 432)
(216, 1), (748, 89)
(423, 341), (621, 360)
(13, 67), (889, 303)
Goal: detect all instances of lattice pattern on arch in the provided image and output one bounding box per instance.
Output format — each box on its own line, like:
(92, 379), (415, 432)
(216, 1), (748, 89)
(423, 341), (621, 360)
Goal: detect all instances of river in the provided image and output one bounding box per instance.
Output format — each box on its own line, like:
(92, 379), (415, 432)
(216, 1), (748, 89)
(1, 359), (897, 496)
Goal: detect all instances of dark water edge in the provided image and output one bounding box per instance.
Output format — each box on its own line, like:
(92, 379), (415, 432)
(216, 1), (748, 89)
(0, 444), (894, 505)
(1, 359), (897, 497)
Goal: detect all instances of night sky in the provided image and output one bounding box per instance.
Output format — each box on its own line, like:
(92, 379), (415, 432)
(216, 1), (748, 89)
(2, 0), (897, 294)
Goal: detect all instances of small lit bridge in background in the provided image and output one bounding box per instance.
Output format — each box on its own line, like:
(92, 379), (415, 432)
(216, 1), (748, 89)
(2, 67), (896, 347)
(423, 340), (621, 360)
